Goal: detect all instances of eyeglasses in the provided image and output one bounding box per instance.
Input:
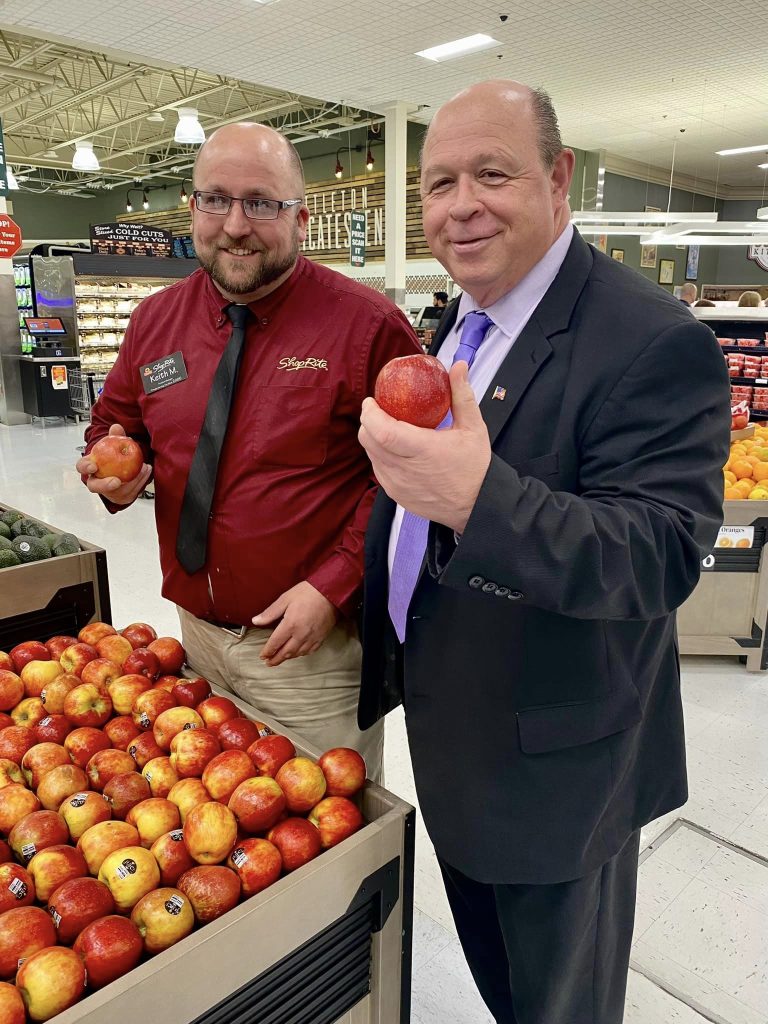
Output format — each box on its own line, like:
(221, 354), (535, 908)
(193, 191), (303, 221)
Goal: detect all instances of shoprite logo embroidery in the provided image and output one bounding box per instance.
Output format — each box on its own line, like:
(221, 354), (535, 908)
(277, 356), (328, 372)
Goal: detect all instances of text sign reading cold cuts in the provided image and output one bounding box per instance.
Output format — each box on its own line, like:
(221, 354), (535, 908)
(90, 222), (173, 258)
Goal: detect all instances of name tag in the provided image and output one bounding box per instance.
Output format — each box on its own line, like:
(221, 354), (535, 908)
(140, 351), (188, 394)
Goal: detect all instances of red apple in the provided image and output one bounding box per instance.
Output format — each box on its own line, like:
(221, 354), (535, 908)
(151, 829), (195, 886)
(120, 622), (158, 649)
(107, 673), (153, 715)
(63, 682), (112, 727)
(169, 727), (220, 778)
(0, 981), (25, 1024)
(0, 758), (25, 789)
(228, 777), (286, 834)
(0, 726), (36, 763)
(11, 697), (47, 731)
(0, 905), (56, 979)
(87, 748), (136, 791)
(148, 637), (185, 675)
(227, 837), (282, 896)
(218, 718), (263, 751)
(172, 677), (211, 708)
(98, 844), (160, 912)
(202, 749), (256, 803)
(196, 695), (240, 736)
(275, 757), (327, 813)
(89, 434), (143, 482)
(37, 764), (90, 811)
(80, 657), (122, 689)
(308, 796), (364, 848)
(60, 791), (111, 842)
(59, 643), (99, 677)
(247, 734), (296, 778)
(9, 641), (50, 675)
(375, 353), (451, 428)
(0, 839), (11, 863)
(154, 675), (180, 693)
(123, 648), (161, 681)
(34, 714), (73, 745)
(0, 652), (12, 672)
(0, 714), (11, 731)
(8, 809), (69, 863)
(95, 633), (134, 668)
(73, 915), (142, 987)
(77, 820), (139, 875)
(17, 944), (87, 1019)
(21, 742), (70, 788)
(153, 706), (203, 750)
(65, 726), (111, 768)
(0, 785), (41, 833)
(27, 843), (89, 902)
(104, 715), (141, 751)
(39, 673), (80, 715)
(127, 731), (164, 769)
(267, 817), (322, 872)
(176, 865), (241, 923)
(132, 687), (176, 730)
(77, 621), (117, 646)
(48, 875), (115, 944)
(0, 670), (23, 711)
(131, 885), (194, 954)
(167, 778), (212, 823)
(126, 797), (181, 848)
(44, 635), (78, 660)
(184, 801), (237, 864)
(141, 756), (179, 798)
(20, 659), (62, 699)
(103, 772), (151, 819)
(0, 862), (35, 912)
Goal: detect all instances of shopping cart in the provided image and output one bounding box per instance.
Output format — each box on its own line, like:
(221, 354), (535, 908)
(68, 366), (90, 421)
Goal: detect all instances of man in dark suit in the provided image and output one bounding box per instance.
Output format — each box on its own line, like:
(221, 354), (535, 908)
(358, 80), (730, 1023)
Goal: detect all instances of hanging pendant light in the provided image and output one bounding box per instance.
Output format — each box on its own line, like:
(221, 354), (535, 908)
(174, 108), (205, 145)
(72, 141), (100, 171)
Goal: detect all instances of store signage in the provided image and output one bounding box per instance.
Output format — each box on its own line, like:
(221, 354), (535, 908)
(748, 245), (768, 272)
(0, 213), (22, 258)
(715, 525), (755, 549)
(350, 211), (365, 267)
(0, 117), (7, 197)
(172, 235), (196, 259)
(90, 222), (173, 257)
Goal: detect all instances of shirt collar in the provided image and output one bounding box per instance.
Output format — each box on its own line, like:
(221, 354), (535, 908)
(455, 222), (574, 335)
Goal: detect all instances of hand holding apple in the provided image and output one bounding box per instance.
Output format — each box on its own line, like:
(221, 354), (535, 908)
(77, 423), (151, 502)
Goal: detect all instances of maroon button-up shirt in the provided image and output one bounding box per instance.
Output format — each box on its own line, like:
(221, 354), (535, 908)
(85, 258), (419, 623)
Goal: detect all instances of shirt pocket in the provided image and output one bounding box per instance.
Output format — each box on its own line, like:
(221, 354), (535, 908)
(251, 384), (331, 467)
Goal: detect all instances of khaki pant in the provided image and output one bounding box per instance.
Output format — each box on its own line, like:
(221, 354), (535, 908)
(177, 608), (383, 783)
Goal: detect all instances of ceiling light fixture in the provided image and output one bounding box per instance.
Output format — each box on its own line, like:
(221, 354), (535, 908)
(757, 207), (768, 221)
(146, 112), (165, 123)
(6, 166), (19, 190)
(174, 108), (205, 145)
(126, 192), (133, 213)
(142, 190), (149, 210)
(72, 140), (100, 172)
(416, 33), (500, 63)
(715, 144), (768, 156)
(366, 147), (374, 171)
(758, 163), (768, 170)
(334, 150), (344, 179)
(180, 178), (190, 204)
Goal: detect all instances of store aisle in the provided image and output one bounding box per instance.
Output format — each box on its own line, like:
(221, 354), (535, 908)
(1, 419), (766, 1024)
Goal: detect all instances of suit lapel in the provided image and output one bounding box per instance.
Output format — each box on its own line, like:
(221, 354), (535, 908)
(479, 319), (553, 446)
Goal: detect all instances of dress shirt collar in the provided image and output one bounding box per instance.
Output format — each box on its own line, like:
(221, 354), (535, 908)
(454, 222), (574, 335)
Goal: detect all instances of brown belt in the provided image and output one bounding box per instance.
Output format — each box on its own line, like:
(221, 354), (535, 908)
(202, 617), (248, 638)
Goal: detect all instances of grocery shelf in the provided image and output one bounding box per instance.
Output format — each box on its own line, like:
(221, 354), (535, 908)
(721, 344), (768, 355)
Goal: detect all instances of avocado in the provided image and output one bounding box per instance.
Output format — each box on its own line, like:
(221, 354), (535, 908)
(0, 549), (21, 569)
(0, 535), (13, 551)
(0, 509), (23, 528)
(0, 522), (10, 539)
(22, 520), (50, 539)
(41, 533), (59, 550)
(51, 533), (80, 557)
(12, 536), (52, 562)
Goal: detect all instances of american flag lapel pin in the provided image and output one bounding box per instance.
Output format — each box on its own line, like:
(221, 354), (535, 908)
(492, 385), (507, 401)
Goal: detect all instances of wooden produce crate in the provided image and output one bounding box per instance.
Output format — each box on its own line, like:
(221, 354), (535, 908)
(53, 686), (415, 1024)
(677, 499), (768, 670)
(0, 503), (111, 650)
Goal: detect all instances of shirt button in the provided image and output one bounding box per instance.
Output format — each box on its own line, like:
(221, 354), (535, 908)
(495, 586), (510, 597)
(508, 591), (524, 601)
(482, 581), (498, 594)
(261, 318), (269, 326)
(468, 575), (485, 589)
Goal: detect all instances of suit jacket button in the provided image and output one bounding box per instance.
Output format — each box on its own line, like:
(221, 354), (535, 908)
(482, 581), (498, 593)
(495, 586), (510, 597)
(508, 590), (524, 600)
(468, 575), (485, 589)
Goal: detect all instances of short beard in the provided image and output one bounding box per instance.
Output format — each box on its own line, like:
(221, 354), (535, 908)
(198, 228), (300, 297)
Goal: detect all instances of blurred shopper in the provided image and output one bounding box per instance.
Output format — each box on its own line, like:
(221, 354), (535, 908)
(358, 80), (730, 1023)
(738, 290), (762, 307)
(694, 298), (716, 307)
(433, 290), (449, 307)
(76, 123), (418, 778)
(679, 281), (697, 306)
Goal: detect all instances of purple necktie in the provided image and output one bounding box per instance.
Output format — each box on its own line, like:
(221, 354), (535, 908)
(388, 311), (494, 643)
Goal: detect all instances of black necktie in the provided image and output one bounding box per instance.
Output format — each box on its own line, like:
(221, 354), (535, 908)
(176, 303), (250, 574)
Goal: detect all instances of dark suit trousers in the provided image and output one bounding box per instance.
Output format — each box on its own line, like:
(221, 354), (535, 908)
(438, 830), (641, 1024)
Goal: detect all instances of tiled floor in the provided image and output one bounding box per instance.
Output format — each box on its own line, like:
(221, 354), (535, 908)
(2, 418), (768, 1024)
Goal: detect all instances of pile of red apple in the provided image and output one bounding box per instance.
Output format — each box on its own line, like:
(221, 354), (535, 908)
(0, 621), (366, 1023)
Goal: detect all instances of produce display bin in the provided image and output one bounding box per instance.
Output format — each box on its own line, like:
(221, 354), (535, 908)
(677, 499), (768, 670)
(0, 503), (111, 650)
(53, 689), (415, 1024)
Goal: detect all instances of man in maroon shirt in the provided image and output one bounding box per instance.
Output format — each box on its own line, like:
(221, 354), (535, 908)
(76, 123), (419, 777)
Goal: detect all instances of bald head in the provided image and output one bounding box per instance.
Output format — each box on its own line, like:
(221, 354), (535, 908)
(680, 283), (697, 302)
(193, 122), (305, 196)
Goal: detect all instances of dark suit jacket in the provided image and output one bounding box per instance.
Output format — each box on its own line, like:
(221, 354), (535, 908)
(358, 231), (730, 885)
